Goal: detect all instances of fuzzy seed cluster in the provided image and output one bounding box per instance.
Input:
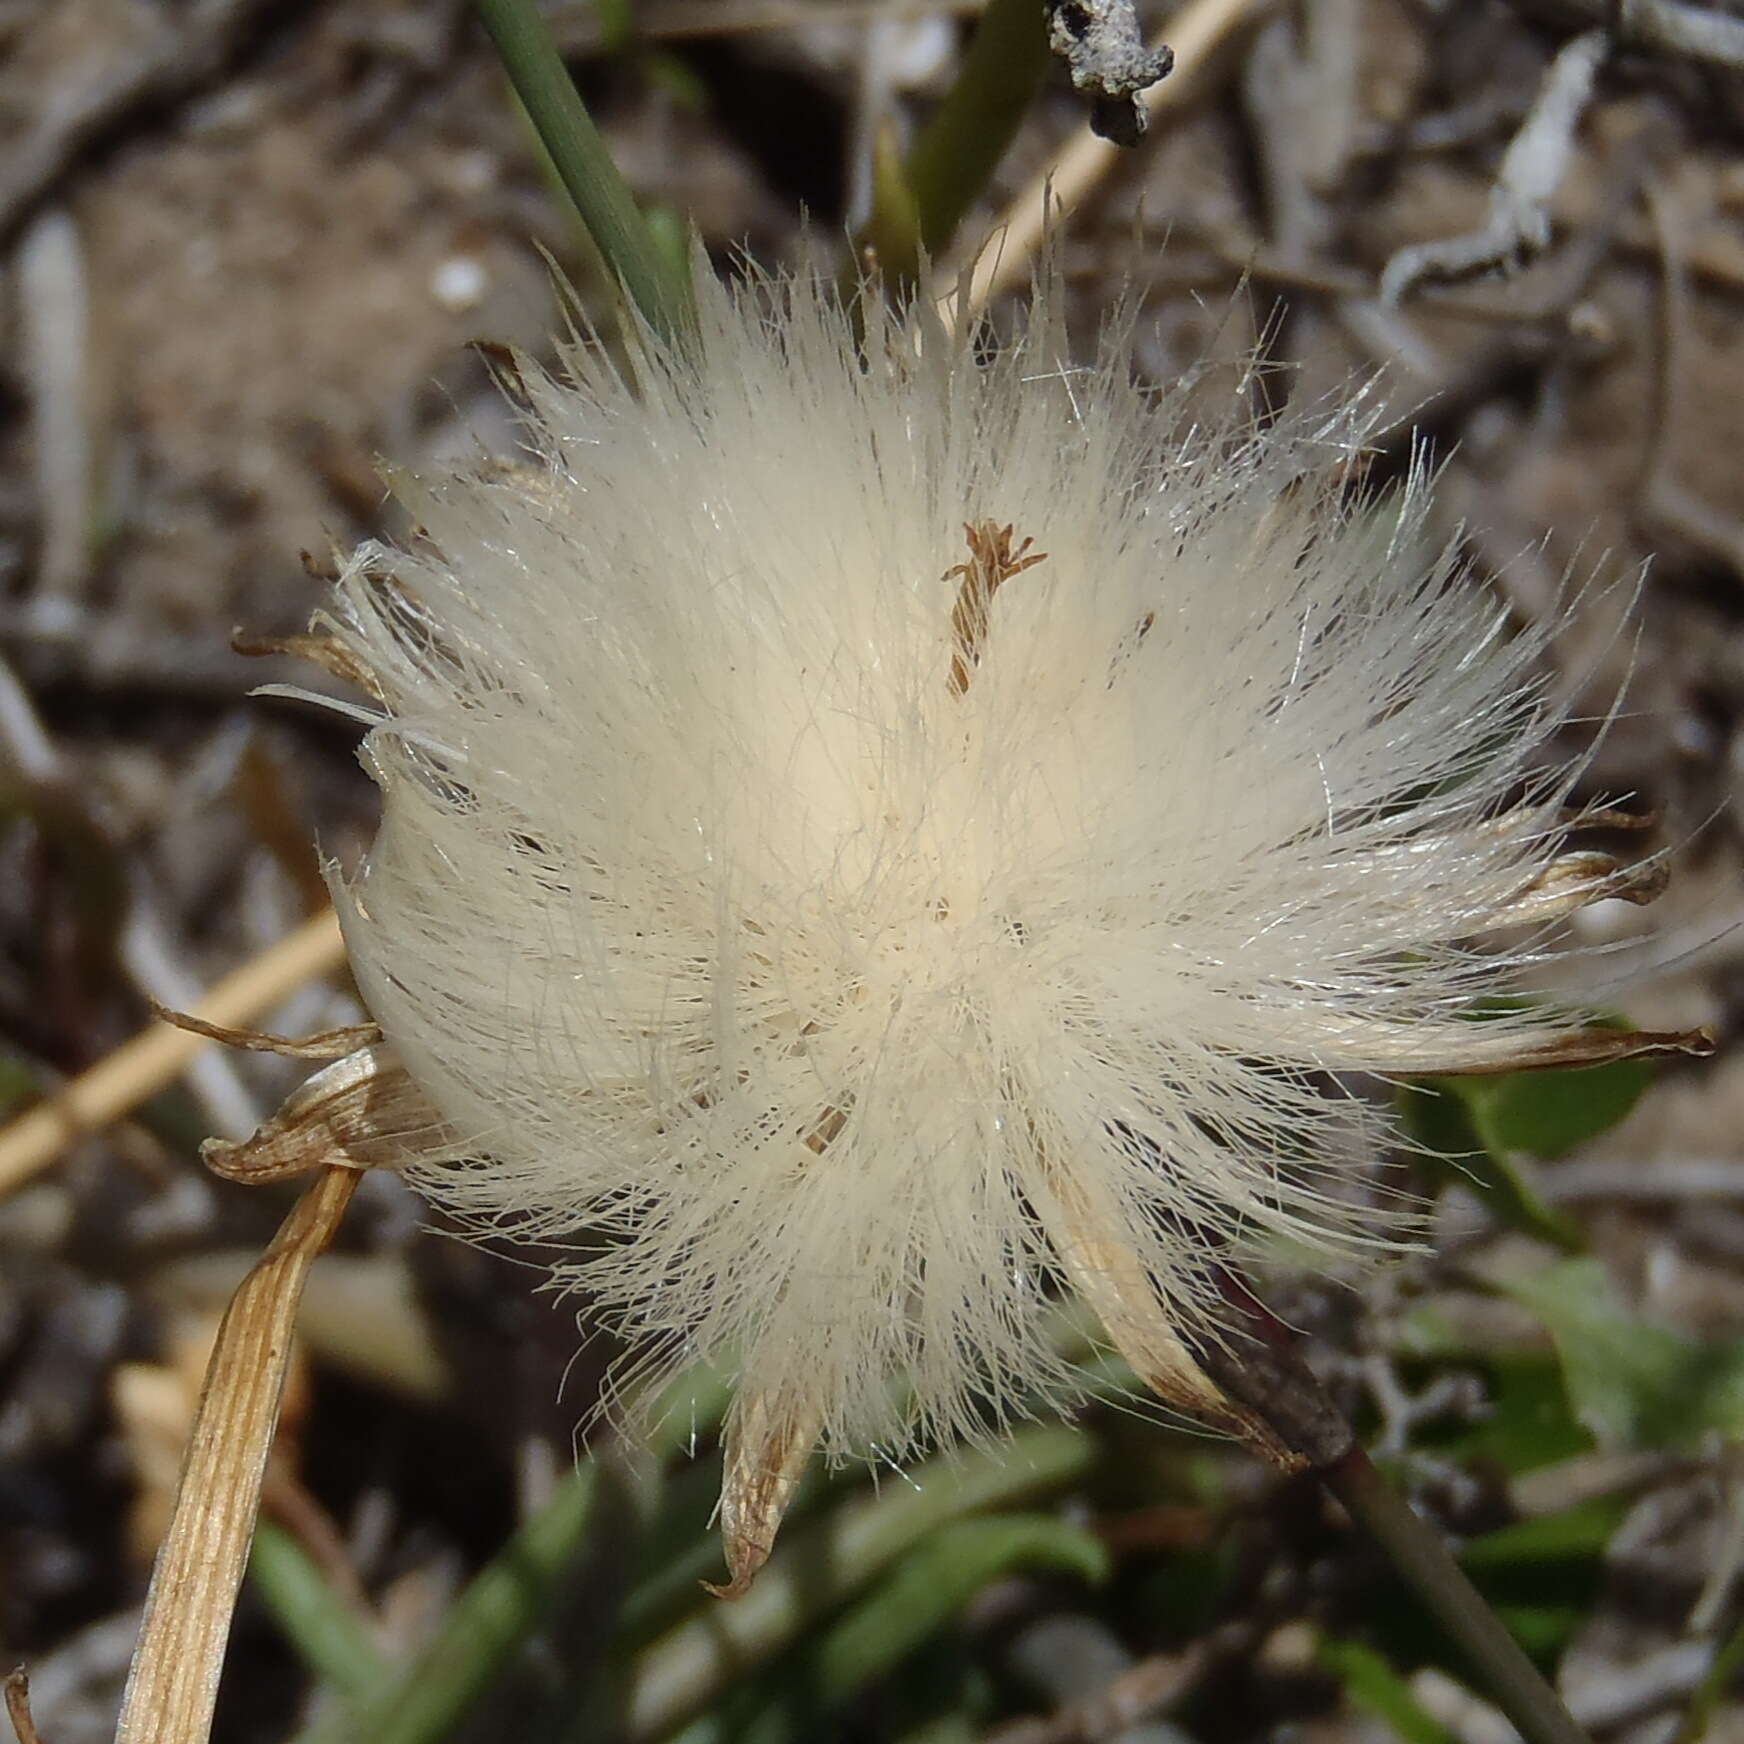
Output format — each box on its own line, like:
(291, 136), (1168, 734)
(319, 271), (1595, 1462)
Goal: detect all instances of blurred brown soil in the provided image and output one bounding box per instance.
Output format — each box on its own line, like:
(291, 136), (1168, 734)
(6, 2), (1744, 1740)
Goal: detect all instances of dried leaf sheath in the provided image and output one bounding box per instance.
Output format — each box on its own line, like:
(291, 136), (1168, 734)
(116, 1166), (358, 1744)
(712, 1383), (824, 1597)
(201, 1043), (449, 1182)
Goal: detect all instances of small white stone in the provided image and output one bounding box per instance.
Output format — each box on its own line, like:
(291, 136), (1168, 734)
(431, 256), (489, 313)
(888, 17), (955, 87)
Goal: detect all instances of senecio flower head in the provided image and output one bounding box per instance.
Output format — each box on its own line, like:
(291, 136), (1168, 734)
(242, 269), (1695, 1589)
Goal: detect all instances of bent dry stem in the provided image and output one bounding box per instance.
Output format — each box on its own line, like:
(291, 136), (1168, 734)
(115, 1164), (360, 1744)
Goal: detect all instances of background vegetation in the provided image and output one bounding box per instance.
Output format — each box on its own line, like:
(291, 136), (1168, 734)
(3, 2), (1744, 1740)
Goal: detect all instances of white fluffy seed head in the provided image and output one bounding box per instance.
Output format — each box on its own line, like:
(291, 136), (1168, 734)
(323, 269), (1601, 1461)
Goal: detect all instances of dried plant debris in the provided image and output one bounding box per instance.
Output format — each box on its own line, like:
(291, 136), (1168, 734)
(5, 2), (1744, 1740)
(1381, 30), (1607, 303)
(1045, 0), (1173, 145)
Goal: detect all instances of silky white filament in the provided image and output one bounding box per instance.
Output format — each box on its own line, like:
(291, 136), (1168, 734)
(319, 268), (1611, 1463)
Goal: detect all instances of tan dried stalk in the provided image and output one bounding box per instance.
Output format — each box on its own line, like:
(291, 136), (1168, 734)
(113, 1164), (359, 1744)
(0, 908), (348, 1197)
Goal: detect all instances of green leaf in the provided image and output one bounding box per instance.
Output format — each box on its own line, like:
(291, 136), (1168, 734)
(1394, 1312), (1591, 1473)
(1398, 1084), (1582, 1253)
(1401, 1004), (1658, 1244)
(249, 1523), (387, 1702)
(290, 1461), (605, 1744)
(1456, 1053), (1652, 1164)
(1407, 1001), (1653, 1161)
(1458, 1496), (1630, 1573)
(623, 1426), (1095, 1743)
(727, 1516), (1109, 1744)
(1316, 1637), (1459, 1744)
(1485, 1603), (1591, 1663)
(1131, 1536), (1242, 1638)
(1501, 1259), (1744, 1449)
(587, 0), (634, 54)
(1452, 1501), (1624, 1665)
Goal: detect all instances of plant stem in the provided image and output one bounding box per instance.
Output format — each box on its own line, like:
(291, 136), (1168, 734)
(1323, 1447), (1590, 1744)
(1195, 1268), (1592, 1744)
(473, 0), (696, 348)
(904, 0), (1051, 255)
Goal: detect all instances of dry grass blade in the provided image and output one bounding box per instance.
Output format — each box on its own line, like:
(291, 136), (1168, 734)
(0, 908), (348, 1198)
(114, 1164), (360, 1744)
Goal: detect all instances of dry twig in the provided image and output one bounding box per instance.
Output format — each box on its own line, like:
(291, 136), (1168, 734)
(1381, 30), (1608, 303)
(1636, 185), (1744, 582)
(1509, 0), (1744, 70)
(0, 908), (349, 1196)
(16, 207), (92, 601)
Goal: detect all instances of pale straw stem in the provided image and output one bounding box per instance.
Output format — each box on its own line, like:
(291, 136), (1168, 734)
(0, 907), (347, 1196)
(114, 1164), (360, 1744)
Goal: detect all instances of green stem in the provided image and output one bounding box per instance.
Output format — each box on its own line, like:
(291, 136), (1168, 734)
(1199, 1269), (1591, 1744)
(854, 0), (1051, 293)
(474, 0), (696, 347)
(1325, 1448), (1590, 1744)
(904, 0), (1052, 256)
(291, 1461), (605, 1744)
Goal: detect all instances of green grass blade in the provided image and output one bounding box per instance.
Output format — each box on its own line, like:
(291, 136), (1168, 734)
(248, 1523), (386, 1703)
(474, 0), (697, 347)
